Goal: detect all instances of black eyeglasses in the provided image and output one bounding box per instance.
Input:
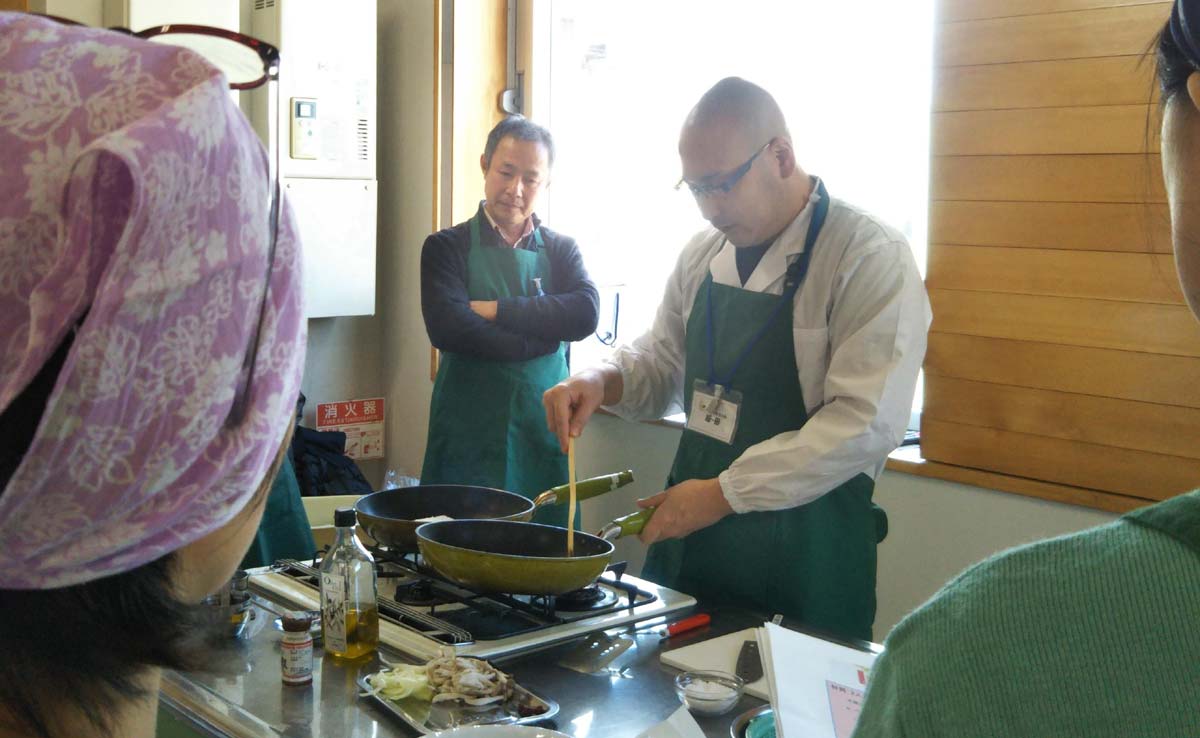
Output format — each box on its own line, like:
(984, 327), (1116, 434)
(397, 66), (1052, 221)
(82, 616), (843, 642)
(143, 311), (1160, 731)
(675, 141), (773, 198)
(36, 14), (282, 426)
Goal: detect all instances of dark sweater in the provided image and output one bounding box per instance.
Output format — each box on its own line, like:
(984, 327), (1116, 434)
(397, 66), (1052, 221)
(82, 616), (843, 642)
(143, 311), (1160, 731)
(420, 206), (600, 362)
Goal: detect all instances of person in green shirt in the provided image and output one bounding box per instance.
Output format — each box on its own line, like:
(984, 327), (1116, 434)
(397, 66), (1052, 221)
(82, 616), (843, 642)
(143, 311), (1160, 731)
(851, 4), (1200, 734)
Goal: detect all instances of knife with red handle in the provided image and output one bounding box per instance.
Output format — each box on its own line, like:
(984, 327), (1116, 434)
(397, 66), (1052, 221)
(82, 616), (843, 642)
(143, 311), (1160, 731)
(648, 613), (711, 640)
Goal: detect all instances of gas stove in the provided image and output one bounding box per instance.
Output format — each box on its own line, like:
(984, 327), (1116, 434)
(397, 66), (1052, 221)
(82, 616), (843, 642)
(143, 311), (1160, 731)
(248, 550), (696, 661)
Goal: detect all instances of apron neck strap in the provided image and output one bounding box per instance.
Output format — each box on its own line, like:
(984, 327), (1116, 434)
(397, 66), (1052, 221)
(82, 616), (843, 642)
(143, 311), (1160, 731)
(706, 179), (830, 389)
(469, 209), (483, 249)
(783, 178), (830, 293)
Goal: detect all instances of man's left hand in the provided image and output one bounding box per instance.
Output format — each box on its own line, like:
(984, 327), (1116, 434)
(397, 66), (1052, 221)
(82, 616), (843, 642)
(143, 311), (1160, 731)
(469, 300), (498, 321)
(636, 477), (733, 544)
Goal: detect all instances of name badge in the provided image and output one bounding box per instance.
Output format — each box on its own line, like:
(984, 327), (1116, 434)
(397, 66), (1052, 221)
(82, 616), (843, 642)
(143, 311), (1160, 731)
(687, 379), (742, 444)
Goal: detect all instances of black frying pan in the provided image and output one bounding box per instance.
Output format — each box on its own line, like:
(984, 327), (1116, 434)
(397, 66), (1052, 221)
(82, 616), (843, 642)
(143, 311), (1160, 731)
(355, 485), (533, 552)
(354, 471), (634, 552)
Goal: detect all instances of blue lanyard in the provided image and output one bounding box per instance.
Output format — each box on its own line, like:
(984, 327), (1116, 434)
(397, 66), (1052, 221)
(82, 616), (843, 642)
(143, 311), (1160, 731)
(706, 179), (830, 390)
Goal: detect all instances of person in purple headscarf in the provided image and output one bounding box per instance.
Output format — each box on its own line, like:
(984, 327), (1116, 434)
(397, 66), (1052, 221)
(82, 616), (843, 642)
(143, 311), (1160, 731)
(0, 13), (305, 738)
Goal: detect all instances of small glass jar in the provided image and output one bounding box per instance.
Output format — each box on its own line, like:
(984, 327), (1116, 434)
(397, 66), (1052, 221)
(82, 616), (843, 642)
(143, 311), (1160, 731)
(281, 612), (314, 686)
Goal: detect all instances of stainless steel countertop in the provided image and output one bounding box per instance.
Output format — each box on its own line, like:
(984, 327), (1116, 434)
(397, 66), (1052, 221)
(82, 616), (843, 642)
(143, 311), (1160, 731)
(161, 599), (769, 738)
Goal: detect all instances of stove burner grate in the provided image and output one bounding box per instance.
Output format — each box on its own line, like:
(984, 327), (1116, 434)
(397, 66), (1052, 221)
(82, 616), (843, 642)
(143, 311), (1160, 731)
(545, 584), (617, 612)
(268, 550), (661, 646)
(393, 578), (455, 607)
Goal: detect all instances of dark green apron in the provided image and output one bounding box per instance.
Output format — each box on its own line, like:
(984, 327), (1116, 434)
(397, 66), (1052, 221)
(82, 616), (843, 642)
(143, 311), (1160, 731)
(240, 455), (316, 569)
(642, 182), (886, 642)
(421, 211), (574, 527)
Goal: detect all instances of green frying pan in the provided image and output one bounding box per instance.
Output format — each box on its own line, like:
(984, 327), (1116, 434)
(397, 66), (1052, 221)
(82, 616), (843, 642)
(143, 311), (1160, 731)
(415, 509), (654, 595)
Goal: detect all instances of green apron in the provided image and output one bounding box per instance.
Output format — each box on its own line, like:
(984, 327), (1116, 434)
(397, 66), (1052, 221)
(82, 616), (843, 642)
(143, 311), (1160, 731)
(642, 182), (887, 642)
(240, 455), (316, 569)
(421, 211), (575, 528)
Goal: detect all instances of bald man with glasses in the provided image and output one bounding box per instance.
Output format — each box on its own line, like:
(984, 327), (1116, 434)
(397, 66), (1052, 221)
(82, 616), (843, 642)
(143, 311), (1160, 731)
(544, 77), (930, 641)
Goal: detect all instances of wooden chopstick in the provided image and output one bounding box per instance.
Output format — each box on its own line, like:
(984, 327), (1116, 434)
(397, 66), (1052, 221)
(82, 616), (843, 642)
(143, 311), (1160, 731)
(567, 437), (577, 557)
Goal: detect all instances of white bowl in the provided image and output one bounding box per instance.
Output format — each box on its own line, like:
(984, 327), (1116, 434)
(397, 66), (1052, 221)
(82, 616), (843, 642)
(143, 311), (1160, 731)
(427, 727), (574, 738)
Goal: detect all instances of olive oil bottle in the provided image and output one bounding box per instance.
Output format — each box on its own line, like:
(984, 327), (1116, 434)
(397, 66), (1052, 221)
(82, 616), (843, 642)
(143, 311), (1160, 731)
(320, 508), (379, 659)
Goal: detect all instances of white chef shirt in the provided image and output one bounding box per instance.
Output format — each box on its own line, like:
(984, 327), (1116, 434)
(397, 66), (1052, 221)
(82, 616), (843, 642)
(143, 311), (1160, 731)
(603, 180), (931, 513)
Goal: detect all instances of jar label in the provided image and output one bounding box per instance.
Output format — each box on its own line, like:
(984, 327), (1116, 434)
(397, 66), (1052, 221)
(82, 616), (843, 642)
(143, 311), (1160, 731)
(281, 638), (313, 684)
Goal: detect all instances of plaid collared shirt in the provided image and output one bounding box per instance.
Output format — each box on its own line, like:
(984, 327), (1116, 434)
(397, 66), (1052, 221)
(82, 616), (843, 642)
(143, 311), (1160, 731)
(482, 202), (536, 248)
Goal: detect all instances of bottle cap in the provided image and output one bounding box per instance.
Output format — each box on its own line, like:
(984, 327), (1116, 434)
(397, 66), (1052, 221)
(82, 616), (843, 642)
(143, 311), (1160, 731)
(282, 611), (313, 632)
(334, 508), (357, 527)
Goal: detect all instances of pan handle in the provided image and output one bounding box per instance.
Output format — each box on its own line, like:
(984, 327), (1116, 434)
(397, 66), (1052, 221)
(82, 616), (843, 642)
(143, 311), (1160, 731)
(596, 507), (655, 541)
(533, 470), (635, 508)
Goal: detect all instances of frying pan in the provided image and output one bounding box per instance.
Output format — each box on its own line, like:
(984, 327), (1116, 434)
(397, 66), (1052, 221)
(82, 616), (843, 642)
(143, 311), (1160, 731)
(415, 508), (654, 595)
(354, 471), (634, 552)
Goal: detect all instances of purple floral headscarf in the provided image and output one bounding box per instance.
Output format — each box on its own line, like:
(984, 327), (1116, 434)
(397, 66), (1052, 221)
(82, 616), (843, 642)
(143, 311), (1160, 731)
(0, 13), (306, 589)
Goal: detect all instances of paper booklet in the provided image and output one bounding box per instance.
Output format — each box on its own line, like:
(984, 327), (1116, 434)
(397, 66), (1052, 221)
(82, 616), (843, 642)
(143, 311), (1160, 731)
(758, 622), (879, 738)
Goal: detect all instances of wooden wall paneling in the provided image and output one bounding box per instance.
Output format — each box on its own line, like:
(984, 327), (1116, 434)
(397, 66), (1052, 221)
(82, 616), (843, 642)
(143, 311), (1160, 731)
(926, 244), (1183, 303)
(920, 419), (1200, 498)
(923, 375), (1200, 458)
(932, 105), (1157, 155)
(930, 154), (1165, 202)
(937, 3), (1171, 66)
(928, 289), (1200, 356)
(934, 57), (1156, 112)
(929, 201), (1172, 252)
(938, 0), (1166, 24)
(925, 333), (1200, 409)
(925, 0), (1183, 509)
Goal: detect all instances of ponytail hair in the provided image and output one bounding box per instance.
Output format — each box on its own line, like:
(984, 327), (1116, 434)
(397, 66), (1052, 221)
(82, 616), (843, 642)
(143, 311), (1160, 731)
(1159, 1), (1200, 104)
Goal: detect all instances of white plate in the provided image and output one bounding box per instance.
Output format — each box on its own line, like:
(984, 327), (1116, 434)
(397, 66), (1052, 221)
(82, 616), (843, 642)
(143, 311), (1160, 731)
(428, 728), (573, 737)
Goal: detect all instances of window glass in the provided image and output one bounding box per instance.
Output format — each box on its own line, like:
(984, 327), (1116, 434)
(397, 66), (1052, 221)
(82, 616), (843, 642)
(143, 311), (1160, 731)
(545, 0), (933, 416)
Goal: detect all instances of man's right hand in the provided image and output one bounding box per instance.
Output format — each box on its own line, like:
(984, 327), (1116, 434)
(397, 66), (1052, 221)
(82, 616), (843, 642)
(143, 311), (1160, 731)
(543, 368), (619, 453)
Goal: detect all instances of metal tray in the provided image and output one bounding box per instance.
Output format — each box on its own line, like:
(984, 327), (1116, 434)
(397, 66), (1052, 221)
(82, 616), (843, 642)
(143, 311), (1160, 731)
(358, 666), (559, 735)
(729, 704), (774, 738)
